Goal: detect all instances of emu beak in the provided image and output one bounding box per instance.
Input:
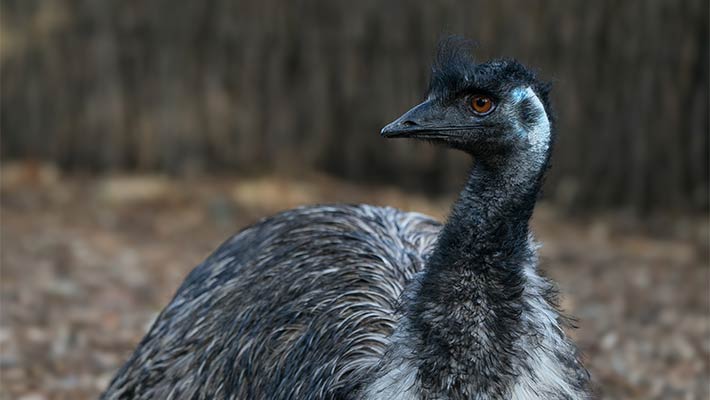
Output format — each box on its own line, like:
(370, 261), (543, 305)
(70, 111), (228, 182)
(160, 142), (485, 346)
(381, 100), (440, 138)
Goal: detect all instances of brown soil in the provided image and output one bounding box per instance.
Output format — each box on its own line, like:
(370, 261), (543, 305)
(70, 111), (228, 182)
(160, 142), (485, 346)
(1, 169), (708, 399)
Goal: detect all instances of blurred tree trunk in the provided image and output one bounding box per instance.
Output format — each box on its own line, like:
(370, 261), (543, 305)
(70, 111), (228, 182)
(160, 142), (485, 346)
(1, 0), (707, 213)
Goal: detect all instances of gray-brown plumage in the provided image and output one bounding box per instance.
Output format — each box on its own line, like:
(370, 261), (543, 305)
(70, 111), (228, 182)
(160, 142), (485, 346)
(103, 38), (590, 400)
(104, 206), (440, 399)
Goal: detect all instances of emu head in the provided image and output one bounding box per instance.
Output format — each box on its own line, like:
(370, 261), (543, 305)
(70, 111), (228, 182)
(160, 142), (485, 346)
(382, 38), (554, 162)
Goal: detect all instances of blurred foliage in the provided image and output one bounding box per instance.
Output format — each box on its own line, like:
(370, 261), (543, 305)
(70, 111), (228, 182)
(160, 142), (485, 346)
(1, 0), (708, 213)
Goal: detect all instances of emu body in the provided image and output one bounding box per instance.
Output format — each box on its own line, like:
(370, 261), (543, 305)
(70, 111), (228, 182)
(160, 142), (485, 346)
(103, 39), (590, 399)
(103, 205), (440, 399)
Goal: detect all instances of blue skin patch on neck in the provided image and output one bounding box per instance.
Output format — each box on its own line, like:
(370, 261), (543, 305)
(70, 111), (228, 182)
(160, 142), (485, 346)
(511, 87), (529, 104)
(511, 87), (532, 138)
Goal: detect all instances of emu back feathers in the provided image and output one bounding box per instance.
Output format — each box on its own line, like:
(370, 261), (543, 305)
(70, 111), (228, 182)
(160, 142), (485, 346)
(102, 204), (440, 399)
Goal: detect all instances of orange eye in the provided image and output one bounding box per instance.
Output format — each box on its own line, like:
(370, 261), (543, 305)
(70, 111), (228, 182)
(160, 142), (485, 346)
(471, 95), (494, 115)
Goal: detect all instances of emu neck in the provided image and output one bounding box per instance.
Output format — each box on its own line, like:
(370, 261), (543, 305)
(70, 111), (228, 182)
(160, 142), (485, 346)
(438, 148), (548, 268)
(408, 144), (551, 396)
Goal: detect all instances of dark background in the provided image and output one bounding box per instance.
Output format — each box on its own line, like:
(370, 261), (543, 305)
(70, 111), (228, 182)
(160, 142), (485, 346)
(2, 0), (708, 213)
(1, 1), (708, 400)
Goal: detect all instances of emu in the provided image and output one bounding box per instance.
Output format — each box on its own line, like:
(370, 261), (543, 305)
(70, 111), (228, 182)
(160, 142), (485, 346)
(102, 39), (590, 399)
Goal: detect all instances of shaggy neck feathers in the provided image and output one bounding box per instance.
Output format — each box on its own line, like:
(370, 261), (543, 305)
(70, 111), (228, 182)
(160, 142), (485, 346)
(407, 92), (554, 397)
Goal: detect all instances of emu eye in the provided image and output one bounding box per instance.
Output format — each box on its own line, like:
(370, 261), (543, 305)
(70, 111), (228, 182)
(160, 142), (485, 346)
(471, 95), (494, 115)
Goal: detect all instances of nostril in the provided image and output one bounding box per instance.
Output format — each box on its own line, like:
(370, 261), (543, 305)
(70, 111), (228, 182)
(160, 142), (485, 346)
(401, 120), (417, 127)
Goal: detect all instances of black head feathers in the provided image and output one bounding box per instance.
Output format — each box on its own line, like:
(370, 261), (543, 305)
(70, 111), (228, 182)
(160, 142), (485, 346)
(428, 36), (479, 100)
(427, 36), (552, 117)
